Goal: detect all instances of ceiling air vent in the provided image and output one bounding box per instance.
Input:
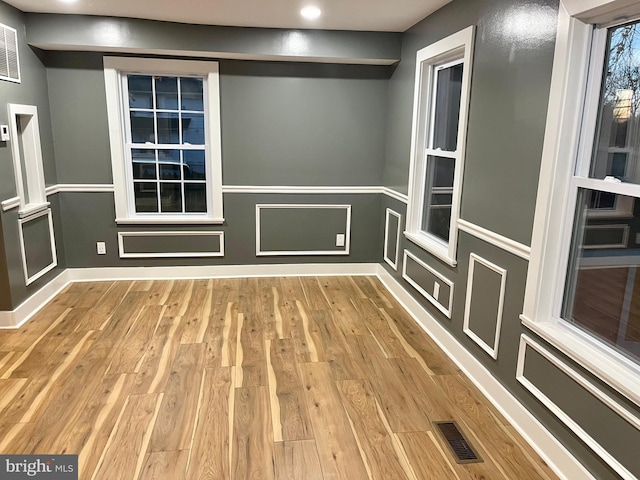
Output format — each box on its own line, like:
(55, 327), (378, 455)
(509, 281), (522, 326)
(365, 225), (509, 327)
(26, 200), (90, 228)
(0, 23), (20, 83)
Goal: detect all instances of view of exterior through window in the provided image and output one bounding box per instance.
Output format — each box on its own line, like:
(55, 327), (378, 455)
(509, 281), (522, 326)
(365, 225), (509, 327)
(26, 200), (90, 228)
(125, 75), (207, 214)
(421, 61), (463, 242)
(563, 20), (640, 364)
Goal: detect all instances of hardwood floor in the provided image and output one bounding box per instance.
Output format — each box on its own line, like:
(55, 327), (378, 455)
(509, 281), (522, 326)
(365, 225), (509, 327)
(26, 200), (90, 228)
(0, 276), (558, 480)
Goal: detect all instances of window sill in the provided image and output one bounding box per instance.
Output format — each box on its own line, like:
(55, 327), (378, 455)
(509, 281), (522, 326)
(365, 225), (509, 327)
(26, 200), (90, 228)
(404, 231), (457, 267)
(18, 202), (50, 219)
(115, 217), (225, 225)
(520, 314), (640, 407)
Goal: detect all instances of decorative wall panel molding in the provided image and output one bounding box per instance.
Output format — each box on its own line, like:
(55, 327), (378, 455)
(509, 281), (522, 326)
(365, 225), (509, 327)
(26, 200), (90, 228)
(255, 204), (351, 256)
(402, 249), (454, 318)
(463, 253), (507, 359)
(18, 208), (57, 285)
(384, 208), (402, 270)
(117, 231), (224, 258)
(517, 334), (640, 480)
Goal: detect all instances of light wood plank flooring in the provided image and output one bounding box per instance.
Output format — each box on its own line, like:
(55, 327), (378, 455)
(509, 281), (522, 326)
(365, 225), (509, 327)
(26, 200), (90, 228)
(0, 277), (559, 479)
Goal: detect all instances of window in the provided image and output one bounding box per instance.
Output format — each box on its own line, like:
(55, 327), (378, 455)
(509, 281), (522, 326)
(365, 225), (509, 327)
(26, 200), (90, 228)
(562, 21), (640, 365)
(104, 57), (223, 224)
(405, 26), (475, 266)
(524, 3), (640, 405)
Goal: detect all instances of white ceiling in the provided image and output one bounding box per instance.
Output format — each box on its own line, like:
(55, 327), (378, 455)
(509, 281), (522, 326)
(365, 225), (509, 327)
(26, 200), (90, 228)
(4, 0), (451, 32)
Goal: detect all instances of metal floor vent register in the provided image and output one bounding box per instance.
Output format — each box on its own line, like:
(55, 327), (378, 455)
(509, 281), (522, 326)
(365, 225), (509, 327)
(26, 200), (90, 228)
(434, 421), (483, 464)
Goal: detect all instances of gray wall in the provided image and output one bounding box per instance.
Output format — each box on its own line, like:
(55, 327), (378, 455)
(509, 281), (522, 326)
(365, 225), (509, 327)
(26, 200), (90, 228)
(42, 50), (389, 269)
(26, 14), (402, 66)
(384, 0), (556, 245)
(0, 2), (65, 310)
(221, 61), (389, 186)
(381, 0), (640, 478)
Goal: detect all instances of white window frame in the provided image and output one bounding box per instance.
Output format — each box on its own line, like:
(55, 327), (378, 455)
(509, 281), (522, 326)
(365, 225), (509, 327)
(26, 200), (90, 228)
(523, 0), (640, 407)
(104, 57), (224, 225)
(405, 26), (475, 267)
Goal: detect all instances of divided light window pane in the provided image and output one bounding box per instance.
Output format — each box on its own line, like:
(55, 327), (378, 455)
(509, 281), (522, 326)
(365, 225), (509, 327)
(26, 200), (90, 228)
(125, 74), (208, 215)
(590, 22), (640, 185)
(431, 62), (463, 152)
(421, 155), (454, 242)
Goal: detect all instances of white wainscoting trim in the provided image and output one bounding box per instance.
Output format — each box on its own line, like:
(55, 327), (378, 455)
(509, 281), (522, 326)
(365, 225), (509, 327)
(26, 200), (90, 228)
(46, 184), (115, 195)
(458, 218), (531, 260)
(402, 249), (454, 318)
(383, 208), (402, 270)
(255, 204), (351, 256)
(223, 185), (381, 195)
(117, 231), (225, 258)
(517, 334), (638, 480)
(1, 196), (20, 211)
(0, 269), (70, 328)
(18, 208), (58, 286)
(380, 187), (408, 203)
(377, 266), (596, 480)
(3, 184), (407, 208)
(463, 253), (507, 360)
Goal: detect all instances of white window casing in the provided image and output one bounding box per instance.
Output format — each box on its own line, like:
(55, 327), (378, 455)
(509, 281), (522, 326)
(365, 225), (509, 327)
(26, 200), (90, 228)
(405, 26), (475, 267)
(523, 0), (640, 406)
(7, 104), (49, 218)
(103, 57), (224, 224)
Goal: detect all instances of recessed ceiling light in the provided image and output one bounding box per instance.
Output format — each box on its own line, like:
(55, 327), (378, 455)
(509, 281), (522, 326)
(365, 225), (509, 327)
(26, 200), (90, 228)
(58, 0), (78, 3)
(300, 6), (322, 20)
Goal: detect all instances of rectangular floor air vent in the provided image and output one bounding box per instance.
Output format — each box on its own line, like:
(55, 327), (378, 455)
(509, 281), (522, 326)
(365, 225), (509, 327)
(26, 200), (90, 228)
(434, 421), (483, 464)
(0, 22), (20, 83)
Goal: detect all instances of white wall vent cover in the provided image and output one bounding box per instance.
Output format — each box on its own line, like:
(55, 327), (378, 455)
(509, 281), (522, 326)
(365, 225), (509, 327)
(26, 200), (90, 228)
(0, 23), (20, 83)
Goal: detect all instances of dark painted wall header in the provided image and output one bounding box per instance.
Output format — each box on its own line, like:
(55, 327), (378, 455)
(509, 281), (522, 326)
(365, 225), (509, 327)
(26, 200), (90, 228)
(25, 14), (402, 65)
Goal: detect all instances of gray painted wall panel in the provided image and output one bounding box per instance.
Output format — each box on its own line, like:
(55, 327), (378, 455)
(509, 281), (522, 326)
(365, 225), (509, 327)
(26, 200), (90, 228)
(220, 61), (388, 186)
(384, 210), (400, 265)
(21, 213), (54, 278)
(0, 214), (12, 310)
(404, 253), (452, 312)
(45, 52), (113, 184)
(121, 233), (222, 255)
(259, 206), (348, 253)
(522, 346), (640, 477)
(466, 259), (503, 348)
(59, 192), (380, 267)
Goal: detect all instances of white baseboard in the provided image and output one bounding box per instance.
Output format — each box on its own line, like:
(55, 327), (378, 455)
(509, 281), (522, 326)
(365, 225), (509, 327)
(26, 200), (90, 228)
(375, 265), (594, 480)
(0, 269), (71, 328)
(0, 263), (378, 328)
(0, 261), (594, 480)
(68, 262), (378, 282)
